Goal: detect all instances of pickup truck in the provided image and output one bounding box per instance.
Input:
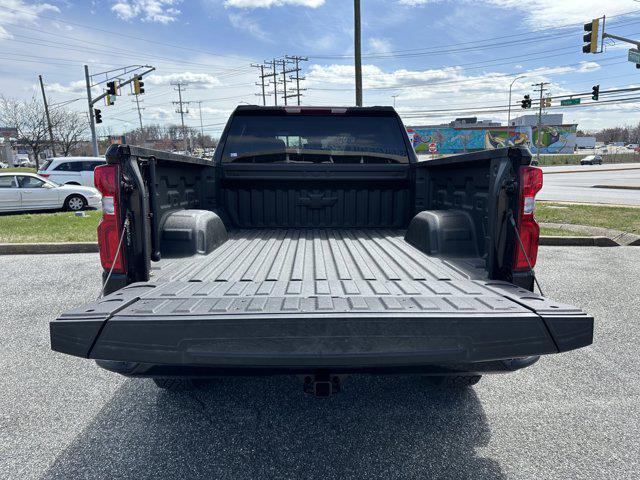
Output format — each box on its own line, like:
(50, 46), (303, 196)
(50, 106), (593, 396)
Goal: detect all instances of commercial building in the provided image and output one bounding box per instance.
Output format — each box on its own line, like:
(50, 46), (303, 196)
(407, 115), (577, 155)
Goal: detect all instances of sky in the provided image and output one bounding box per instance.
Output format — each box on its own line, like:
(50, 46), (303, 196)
(2, 0), (640, 138)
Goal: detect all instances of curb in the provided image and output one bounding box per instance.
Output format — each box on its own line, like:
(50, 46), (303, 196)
(539, 236), (619, 247)
(542, 166), (640, 174)
(592, 185), (640, 191)
(0, 243), (99, 255)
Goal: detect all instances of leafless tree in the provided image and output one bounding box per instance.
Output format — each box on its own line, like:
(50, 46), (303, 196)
(54, 109), (88, 156)
(0, 95), (49, 169)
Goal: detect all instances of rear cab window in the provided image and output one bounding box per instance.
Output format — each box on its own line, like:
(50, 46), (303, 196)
(222, 113), (410, 164)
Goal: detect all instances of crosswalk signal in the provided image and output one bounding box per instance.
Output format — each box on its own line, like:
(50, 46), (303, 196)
(106, 80), (119, 96)
(133, 75), (145, 95)
(521, 94), (531, 109)
(94, 108), (102, 124)
(583, 18), (600, 54)
(591, 85), (600, 101)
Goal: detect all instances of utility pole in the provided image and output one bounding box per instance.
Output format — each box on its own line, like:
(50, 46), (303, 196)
(354, 0), (363, 107)
(171, 81), (190, 152)
(280, 58), (289, 106)
(38, 74), (56, 157)
(285, 55), (308, 106)
(134, 94), (143, 131)
(271, 59), (278, 106)
(532, 82), (549, 164)
(252, 63), (269, 106)
(85, 65), (99, 156)
(197, 101), (205, 147)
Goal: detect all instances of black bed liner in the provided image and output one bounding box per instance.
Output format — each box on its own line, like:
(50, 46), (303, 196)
(50, 229), (593, 368)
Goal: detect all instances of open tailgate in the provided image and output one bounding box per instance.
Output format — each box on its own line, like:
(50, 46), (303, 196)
(50, 277), (593, 368)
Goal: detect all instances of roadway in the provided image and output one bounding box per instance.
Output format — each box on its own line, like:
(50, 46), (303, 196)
(2, 249), (639, 479)
(539, 163), (640, 205)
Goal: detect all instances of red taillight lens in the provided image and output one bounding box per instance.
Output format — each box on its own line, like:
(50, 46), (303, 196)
(514, 166), (543, 271)
(39, 173), (50, 178)
(94, 164), (126, 273)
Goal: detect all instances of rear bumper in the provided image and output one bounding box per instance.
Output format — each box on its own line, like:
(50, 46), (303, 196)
(95, 355), (541, 377)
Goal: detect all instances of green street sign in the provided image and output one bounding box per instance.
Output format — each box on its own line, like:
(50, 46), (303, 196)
(560, 98), (581, 106)
(628, 48), (640, 64)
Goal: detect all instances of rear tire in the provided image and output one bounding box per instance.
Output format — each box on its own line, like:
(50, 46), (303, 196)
(64, 194), (87, 211)
(427, 375), (482, 388)
(153, 378), (197, 391)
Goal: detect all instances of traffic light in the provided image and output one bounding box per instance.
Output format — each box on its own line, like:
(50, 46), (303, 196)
(583, 18), (600, 54)
(94, 108), (102, 124)
(542, 97), (551, 108)
(521, 94), (531, 109)
(591, 85), (600, 101)
(106, 80), (119, 96)
(105, 94), (115, 106)
(133, 75), (145, 95)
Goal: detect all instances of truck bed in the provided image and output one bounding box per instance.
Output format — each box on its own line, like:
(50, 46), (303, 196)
(51, 228), (593, 369)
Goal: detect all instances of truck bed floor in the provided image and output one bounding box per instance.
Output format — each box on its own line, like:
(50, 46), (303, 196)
(152, 229), (474, 284)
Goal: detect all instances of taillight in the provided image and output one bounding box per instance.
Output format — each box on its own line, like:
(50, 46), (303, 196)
(514, 166), (543, 271)
(94, 164), (126, 273)
(39, 173), (50, 178)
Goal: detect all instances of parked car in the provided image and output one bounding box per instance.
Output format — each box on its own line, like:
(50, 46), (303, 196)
(0, 172), (101, 213)
(580, 154), (603, 165)
(13, 153), (30, 167)
(38, 157), (106, 187)
(0, 161), (8, 169)
(50, 106), (593, 395)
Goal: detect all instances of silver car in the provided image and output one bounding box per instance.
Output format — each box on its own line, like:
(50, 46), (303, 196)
(0, 172), (101, 213)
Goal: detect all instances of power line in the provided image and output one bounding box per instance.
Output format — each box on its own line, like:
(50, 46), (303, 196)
(307, 10), (640, 59)
(1, 5), (257, 63)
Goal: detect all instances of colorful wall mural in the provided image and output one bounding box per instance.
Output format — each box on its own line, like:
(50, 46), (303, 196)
(407, 124), (577, 155)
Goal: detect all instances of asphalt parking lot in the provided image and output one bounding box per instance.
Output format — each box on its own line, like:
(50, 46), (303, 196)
(1, 247), (639, 480)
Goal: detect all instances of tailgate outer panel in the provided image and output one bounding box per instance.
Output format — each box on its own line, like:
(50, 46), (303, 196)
(50, 278), (593, 367)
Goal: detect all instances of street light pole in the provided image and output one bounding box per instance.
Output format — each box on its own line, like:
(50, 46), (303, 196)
(354, 0), (363, 107)
(507, 75), (524, 144)
(391, 94), (399, 108)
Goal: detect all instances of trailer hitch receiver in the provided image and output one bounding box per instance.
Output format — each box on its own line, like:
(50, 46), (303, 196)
(303, 373), (341, 397)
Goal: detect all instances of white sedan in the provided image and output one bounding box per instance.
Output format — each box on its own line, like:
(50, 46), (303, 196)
(0, 172), (101, 213)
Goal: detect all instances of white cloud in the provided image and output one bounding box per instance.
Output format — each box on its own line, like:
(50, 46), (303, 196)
(44, 80), (86, 94)
(368, 37), (392, 54)
(227, 11), (271, 41)
(397, 0), (439, 4)
(397, 0), (639, 29)
(484, 0), (635, 28)
(111, 0), (182, 24)
(224, 0), (324, 7)
(0, 0), (59, 39)
(146, 72), (222, 89)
